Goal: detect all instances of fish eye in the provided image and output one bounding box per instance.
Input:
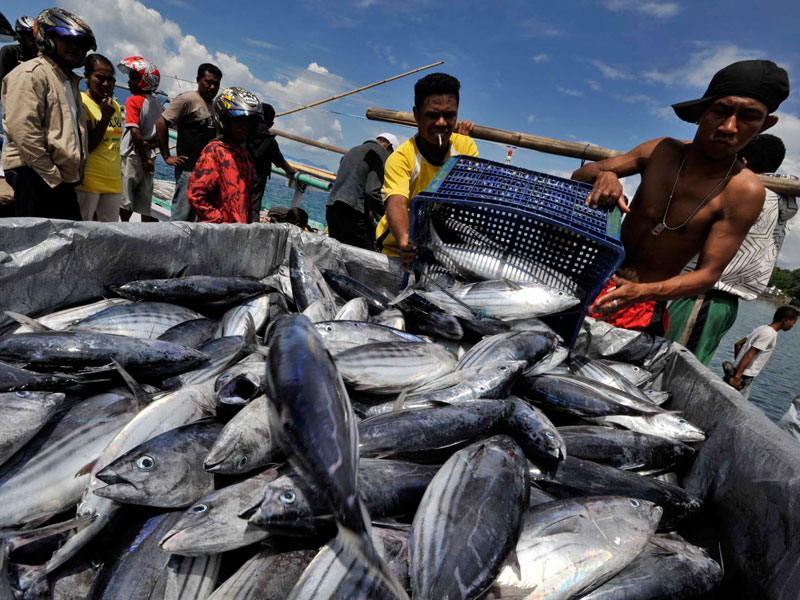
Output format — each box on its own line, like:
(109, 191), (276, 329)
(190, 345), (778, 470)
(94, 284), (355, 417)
(189, 503), (208, 514)
(633, 367), (641, 372)
(237, 456), (248, 469)
(545, 431), (555, 439)
(218, 374), (233, 384)
(558, 291), (564, 296)
(678, 419), (687, 424)
(629, 499), (640, 507)
(499, 365), (509, 371)
(325, 325), (333, 332)
(136, 455), (156, 471)
(15, 391), (31, 398)
(279, 491), (296, 504)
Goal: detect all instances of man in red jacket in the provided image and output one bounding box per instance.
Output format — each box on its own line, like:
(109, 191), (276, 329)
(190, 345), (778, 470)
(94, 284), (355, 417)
(187, 87), (261, 223)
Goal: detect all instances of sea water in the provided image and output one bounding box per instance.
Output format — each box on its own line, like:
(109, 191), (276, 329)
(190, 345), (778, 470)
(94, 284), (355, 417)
(709, 299), (799, 422)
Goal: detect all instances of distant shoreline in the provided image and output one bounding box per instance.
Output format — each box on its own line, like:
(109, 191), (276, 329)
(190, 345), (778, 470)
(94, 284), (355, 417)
(756, 293), (790, 306)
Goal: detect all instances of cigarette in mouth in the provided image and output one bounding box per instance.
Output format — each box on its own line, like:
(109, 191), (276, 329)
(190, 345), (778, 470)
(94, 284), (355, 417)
(437, 133), (443, 147)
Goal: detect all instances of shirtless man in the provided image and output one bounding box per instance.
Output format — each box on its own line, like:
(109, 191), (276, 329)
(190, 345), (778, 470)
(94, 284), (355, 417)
(572, 60), (789, 335)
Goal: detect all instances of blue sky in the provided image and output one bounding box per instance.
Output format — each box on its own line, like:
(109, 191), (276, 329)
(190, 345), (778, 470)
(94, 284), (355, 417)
(4, 0), (800, 265)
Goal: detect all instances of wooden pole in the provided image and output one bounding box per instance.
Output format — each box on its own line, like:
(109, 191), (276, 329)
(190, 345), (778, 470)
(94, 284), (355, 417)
(366, 107), (800, 197)
(285, 160), (337, 182)
(275, 61), (444, 118)
(271, 129), (348, 155)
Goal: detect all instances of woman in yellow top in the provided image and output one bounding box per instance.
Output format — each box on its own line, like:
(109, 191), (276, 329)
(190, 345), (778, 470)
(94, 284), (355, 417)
(375, 73), (477, 260)
(76, 53), (123, 221)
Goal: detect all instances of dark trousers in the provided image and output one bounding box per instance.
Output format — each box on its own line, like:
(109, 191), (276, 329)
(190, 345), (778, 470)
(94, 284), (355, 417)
(326, 201), (374, 251)
(7, 167), (81, 220)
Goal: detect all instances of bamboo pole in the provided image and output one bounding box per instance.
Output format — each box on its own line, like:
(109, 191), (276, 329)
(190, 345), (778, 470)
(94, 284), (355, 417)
(275, 61), (444, 118)
(285, 160), (337, 182)
(366, 107), (800, 197)
(271, 129), (348, 155)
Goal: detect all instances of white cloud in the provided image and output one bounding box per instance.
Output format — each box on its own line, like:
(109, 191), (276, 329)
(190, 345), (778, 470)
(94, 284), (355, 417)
(532, 53), (550, 63)
(244, 38), (279, 50)
(603, 0), (681, 18)
(367, 41), (398, 66)
(557, 86), (584, 98)
(307, 62), (329, 75)
(521, 19), (563, 37)
(62, 0), (346, 150)
(527, 114), (536, 123)
(590, 59), (633, 80)
(587, 79), (602, 91)
(620, 93), (672, 119)
(643, 43), (764, 88)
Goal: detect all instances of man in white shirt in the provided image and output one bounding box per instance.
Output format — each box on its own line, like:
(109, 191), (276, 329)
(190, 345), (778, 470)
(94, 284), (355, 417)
(724, 305), (798, 399)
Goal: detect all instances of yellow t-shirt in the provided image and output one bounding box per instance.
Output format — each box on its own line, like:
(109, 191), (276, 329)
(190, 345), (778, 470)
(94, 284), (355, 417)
(375, 133), (478, 257)
(77, 91), (123, 194)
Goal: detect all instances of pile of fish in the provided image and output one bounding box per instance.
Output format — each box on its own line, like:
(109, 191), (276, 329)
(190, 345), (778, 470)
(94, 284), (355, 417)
(0, 245), (722, 599)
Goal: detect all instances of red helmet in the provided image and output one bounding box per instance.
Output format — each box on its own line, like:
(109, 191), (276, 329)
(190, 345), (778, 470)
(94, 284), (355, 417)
(117, 56), (160, 92)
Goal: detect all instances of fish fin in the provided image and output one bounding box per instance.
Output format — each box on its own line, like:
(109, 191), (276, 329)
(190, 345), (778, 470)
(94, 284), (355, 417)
(3, 311), (52, 332)
(387, 287), (415, 307)
(243, 313), (258, 349)
(75, 458), (98, 477)
(335, 522), (411, 600)
(501, 277), (523, 291)
(108, 284), (135, 300)
(507, 547), (522, 579)
(392, 390), (408, 411)
(111, 359), (151, 408)
(239, 489), (267, 521)
(3, 514), (97, 548)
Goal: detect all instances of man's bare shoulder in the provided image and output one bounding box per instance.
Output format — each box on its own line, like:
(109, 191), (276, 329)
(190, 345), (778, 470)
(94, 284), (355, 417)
(722, 167), (766, 220)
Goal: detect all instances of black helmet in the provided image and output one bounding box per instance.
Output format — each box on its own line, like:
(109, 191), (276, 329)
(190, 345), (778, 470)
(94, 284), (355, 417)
(15, 16), (34, 36)
(212, 87), (263, 131)
(33, 8), (96, 59)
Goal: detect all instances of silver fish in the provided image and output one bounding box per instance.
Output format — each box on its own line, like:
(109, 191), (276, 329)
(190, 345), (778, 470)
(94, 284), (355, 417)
(70, 302), (204, 339)
(335, 342), (457, 395)
(492, 496), (662, 599)
(289, 246), (337, 312)
(598, 360), (653, 387)
(579, 533), (723, 600)
(216, 293), (286, 337)
(315, 321), (423, 355)
(160, 469), (279, 556)
(0, 388), (140, 528)
(302, 299), (336, 323)
(589, 413), (706, 442)
(94, 420), (223, 508)
(335, 297), (370, 322)
(204, 395), (280, 475)
(164, 553), (222, 600)
(419, 279), (580, 320)
(410, 435), (529, 600)
(458, 330), (557, 371)
(11, 298), (131, 334)
(208, 547), (316, 600)
(0, 391), (66, 467)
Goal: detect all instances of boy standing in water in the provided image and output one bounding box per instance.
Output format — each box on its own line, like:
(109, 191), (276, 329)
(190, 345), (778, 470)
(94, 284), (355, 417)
(724, 305), (799, 399)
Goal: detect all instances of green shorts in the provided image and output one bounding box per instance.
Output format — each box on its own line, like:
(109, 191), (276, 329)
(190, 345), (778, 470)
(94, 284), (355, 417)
(665, 292), (739, 366)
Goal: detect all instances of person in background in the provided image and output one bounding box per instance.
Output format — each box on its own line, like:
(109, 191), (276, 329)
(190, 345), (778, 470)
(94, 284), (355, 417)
(666, 134), (797, 363)
(75, 54), (123, 221)
(326, 132), (399, 250)
(246, 103), (298, 222)
(723, 305), (798, 399)
(1, 8), (95, 219)
(0, 16), (37, 81)
(118, 56), (163, 222)
(187, 87), (260, 223)
(375, 73), (477, 260)
(574, 60), (789, 335)
(155, 63), (222, 221)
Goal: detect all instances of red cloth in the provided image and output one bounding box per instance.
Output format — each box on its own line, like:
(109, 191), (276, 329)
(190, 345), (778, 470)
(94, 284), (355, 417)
(187, 140), (255, 223)
(588, 280), (670, 335)
(124, 95), (145, 126)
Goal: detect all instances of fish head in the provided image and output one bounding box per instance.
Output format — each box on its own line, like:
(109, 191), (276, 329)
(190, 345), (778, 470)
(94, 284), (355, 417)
(203, 426), (263, 474)
(215, 372), (264, 407)
(617, 497), (664, 533)
(653, 413), (706, 442)
(158, 493), (222, 553)
(250, 475), (320, 527)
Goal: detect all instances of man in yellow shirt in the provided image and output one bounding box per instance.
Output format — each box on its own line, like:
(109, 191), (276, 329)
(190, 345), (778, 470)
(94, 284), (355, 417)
(375, 73), (477, 260)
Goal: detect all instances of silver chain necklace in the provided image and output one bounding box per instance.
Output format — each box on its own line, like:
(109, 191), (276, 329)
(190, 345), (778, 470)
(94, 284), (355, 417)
(651, 153), (738, 236)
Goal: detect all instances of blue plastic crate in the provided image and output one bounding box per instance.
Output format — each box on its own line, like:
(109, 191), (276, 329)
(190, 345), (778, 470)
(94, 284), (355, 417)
(409, 156), (625, 347)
